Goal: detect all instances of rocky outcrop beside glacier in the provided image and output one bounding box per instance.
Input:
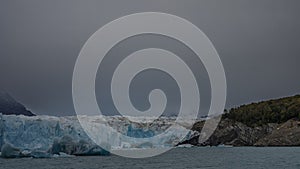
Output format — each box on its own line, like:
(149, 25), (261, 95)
(255, 119), (300, 146)
(180, 117), (300, 147)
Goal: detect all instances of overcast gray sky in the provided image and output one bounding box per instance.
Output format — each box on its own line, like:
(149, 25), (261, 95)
(1, 0), (300, 116)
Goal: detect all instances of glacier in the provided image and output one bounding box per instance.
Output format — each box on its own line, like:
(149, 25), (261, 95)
(0, 114), (199, 157)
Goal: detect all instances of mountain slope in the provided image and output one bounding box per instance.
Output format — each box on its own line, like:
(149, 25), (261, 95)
(0, 92), (35, 116)
(184, 94), (300, 146)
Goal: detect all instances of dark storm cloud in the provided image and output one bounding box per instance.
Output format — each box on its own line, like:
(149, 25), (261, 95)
(0, 0), (300, 116)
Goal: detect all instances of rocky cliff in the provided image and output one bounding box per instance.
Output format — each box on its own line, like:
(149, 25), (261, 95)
(181, 118), (276, 146)
(193, 118), (277, 146)
(255, 119), (300, 146)
(183, 117), (300, 146)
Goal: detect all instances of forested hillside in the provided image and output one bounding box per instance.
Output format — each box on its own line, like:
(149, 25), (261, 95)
(223, 95), (300, 127)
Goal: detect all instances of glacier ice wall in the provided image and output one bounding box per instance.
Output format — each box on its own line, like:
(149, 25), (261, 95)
(0, 114), (197, 151)
(0, 114), (89, 150)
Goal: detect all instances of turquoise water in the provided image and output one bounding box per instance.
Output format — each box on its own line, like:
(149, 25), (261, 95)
(0, 147), (299, 169)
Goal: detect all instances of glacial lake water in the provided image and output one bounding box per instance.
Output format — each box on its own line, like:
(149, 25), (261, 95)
(0, 147), (299, 169)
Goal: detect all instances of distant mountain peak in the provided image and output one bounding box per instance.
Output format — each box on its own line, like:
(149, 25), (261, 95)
(0, 92), (35, 116)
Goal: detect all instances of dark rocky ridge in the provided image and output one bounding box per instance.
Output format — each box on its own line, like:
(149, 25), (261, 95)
(181, 118), (277, 146)
(183, 118), (300, 146)
(255, 119), (300, 146)
(0, 92), (35, 116)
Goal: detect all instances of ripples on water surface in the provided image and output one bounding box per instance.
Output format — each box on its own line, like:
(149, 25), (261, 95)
(0, 147), (299, 169)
